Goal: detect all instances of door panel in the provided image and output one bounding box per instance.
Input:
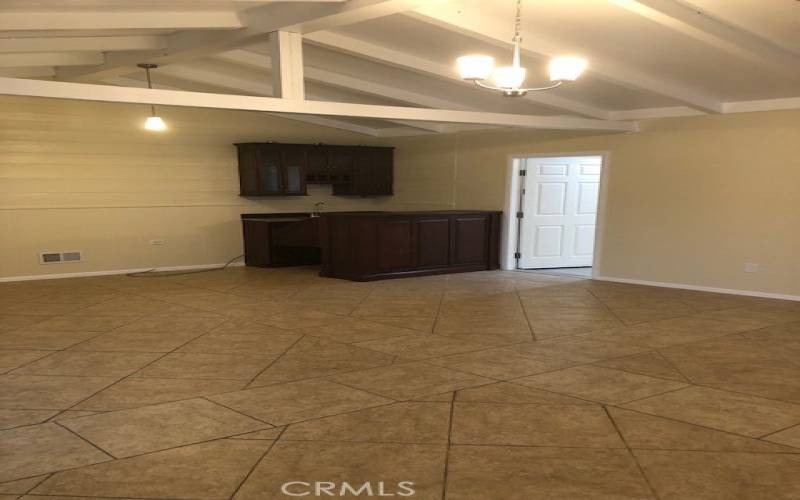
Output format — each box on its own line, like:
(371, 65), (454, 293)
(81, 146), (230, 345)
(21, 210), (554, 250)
(376, 219), (413, 270)
(418, 218), (450, 267)
(453, 216), (488, 265)
(519, 156), (602, 269)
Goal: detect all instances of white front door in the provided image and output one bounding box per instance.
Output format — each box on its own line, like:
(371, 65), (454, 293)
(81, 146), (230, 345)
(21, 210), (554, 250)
(518, 156), (602, 269)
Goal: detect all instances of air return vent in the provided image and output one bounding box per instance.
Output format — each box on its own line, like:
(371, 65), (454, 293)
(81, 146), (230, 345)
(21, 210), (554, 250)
(40, 251), (83, 265)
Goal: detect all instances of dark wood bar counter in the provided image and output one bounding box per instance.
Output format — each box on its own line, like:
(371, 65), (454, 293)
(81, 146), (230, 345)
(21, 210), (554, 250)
(241, 210), (501, 281)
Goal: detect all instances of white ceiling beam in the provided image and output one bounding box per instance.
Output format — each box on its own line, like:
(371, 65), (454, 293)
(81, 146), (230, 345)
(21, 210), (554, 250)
(609, 106), (704, 120)
(608, 0), (800, 80)
(158, 62), (446, 134)
(304, 31), (611, 120)
(0, 67), (55, 78)
(0, 36), (167, 54)
(407, 9), (724, 114)
(723, 97), (800, 114)
(214, 49), (464, 132)
(55, 0), (428, 83)
(0, 52), (103, 68)
(0, 76), (637, 132)
(217, 49), (476, 111)
(269, 31), (304, 100)
(0, 11), (243, 31)
(104, 75), (383, 137)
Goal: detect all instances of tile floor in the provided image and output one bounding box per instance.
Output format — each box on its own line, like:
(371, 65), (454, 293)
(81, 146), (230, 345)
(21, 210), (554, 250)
(1, 266), (800, 499)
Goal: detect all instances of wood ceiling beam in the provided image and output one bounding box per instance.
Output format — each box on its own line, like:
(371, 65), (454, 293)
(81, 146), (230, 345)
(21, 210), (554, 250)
(0, 36), (167, 54)
(608, 0), (800, 81)
(406, 8), (724, 114)
(55, 0), (428, 83)
(0, 76), (638, 132)
(304, 32), (611, 120)
(0, 11), (243, 31)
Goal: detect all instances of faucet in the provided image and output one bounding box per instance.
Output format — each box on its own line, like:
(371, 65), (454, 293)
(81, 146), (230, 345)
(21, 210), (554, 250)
(311, 201), (326, 218)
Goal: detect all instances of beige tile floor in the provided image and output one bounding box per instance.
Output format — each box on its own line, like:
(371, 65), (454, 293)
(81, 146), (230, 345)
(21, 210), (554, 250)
(1, 266), (800, 499)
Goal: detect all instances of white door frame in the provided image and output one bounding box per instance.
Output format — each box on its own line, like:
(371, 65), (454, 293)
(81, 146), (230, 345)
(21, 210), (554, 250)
(501, 151), (611, 278)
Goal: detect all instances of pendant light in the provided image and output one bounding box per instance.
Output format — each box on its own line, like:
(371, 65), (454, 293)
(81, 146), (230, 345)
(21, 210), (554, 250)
(137, 63), (167, 131)
(456, 0), (588, 97)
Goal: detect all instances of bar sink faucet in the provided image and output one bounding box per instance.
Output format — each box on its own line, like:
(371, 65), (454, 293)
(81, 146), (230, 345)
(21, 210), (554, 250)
(311, 201), (326, 218)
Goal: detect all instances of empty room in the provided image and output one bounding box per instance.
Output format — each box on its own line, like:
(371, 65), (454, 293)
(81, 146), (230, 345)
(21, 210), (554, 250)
(1, 1), (800, 499)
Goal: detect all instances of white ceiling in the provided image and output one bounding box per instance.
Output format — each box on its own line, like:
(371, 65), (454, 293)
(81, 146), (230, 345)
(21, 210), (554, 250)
(1, 0), (798, 136)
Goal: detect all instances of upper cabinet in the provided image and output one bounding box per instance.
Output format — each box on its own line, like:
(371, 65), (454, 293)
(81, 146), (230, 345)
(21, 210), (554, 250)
(236, 142), (393, 197)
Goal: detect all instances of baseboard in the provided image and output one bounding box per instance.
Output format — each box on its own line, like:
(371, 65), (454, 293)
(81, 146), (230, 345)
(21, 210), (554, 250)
(594, 275), (800, 302)
(0, 261), (246, 283)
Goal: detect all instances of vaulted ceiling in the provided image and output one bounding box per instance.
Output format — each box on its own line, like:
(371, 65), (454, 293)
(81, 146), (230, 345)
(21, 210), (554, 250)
(1, 0), (798, 136)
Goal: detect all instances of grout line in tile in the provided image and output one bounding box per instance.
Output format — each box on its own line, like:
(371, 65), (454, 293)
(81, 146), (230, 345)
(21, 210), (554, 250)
(200, 396), (277, 428)
(758, 422), (800, 440)
(440, 391), (456, 500)
(603, 405), (662, 499)
(53, 420), (117, 460)
(227, 426), (287, 500)
(242, 334), (306, 389)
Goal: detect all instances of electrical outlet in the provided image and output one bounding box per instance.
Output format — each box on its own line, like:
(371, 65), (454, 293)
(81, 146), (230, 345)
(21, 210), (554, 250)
(744, 263), (760, 273)
(149, 239), (165, 246)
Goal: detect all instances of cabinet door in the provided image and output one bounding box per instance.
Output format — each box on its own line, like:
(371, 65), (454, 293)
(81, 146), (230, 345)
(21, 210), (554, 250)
(307, 148), (329, 183)
(372, 149), (394, 195)
(281, 149), (308, 195)
(453, 216), (488, 265)
(237, 146), (260, 196)
(257, 149), (283, 195)
(329, 148), (354, 185)
(351, 149), (375, 195)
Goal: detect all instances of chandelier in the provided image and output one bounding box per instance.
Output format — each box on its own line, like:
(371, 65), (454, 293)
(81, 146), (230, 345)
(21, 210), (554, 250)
(456, 0), (587, 97)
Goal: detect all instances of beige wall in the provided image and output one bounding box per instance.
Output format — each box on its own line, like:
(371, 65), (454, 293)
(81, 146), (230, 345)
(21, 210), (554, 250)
(0, 96), (453, 279)
(3, 95), (798, 298)
(393, 110), (800, 297)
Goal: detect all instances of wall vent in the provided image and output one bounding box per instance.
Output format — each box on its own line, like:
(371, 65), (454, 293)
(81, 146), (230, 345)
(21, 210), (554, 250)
(62, 251), (82, 262)
(40, 251), (83, 265)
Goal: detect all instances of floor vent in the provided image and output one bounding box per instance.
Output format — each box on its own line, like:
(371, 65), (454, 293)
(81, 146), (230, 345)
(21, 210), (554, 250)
(40, 251), (82, 265)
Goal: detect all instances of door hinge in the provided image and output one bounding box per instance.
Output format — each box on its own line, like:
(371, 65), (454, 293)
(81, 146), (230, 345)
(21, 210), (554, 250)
(516, 211), (524, 219)
(514, 252), (522, 259)
(519, 170), (527, 176)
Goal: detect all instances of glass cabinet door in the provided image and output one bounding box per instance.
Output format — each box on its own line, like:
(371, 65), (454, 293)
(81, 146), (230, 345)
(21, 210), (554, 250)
(257, 150), (283, 194)
(281, 150), (307, 195)
(285, 165), (302, 193)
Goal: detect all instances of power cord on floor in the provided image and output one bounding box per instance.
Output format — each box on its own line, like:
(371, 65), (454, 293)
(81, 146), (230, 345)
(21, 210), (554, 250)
(126, 254), (244, 278)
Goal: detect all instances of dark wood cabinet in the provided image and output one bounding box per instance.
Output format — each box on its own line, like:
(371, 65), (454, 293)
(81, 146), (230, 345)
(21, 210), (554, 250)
(236, 142), (393, 197)
(236, 143), (307, 196)
(319, 211), (501, 281)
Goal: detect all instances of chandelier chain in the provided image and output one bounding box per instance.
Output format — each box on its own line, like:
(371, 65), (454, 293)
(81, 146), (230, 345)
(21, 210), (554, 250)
(514, 0), (522, 43)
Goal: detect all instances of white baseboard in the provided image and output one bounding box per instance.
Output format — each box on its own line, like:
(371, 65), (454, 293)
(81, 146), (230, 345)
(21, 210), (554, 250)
(0, 261), (246, 283)
(595, 275), (800, 302)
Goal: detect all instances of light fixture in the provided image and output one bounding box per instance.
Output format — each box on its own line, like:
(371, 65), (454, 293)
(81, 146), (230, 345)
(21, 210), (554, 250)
(456, 0), (588, 97)
(137, 63), (167, 131)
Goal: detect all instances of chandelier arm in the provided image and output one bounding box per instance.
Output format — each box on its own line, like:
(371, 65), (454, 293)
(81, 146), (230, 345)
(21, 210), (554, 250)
(519, 80), (565, 92)
(472, 79), (564, 93)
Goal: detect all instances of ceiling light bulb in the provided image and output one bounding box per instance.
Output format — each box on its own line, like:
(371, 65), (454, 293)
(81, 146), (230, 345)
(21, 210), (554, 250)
(457, 55), (495, 81)
(144, 115), (167, 131)
(492, 65), (527, 89)
(549, 57), (587, 82)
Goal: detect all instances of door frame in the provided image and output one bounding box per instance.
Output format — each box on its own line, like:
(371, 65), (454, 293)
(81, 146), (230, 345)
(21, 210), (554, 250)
(501, 151), (611, 278)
